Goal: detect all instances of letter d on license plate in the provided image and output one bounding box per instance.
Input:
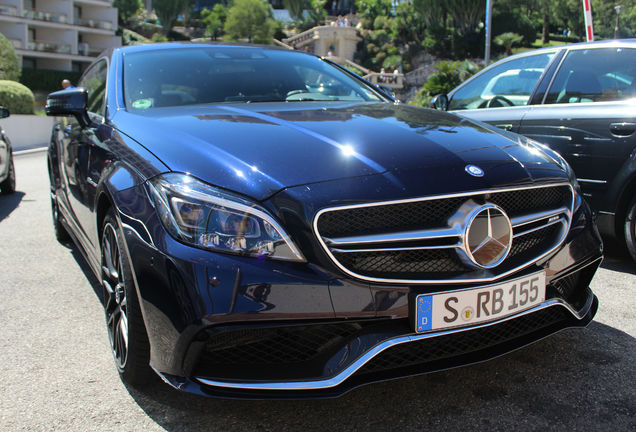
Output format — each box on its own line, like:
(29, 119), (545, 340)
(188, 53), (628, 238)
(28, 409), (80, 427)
(414, 271), (546, 333)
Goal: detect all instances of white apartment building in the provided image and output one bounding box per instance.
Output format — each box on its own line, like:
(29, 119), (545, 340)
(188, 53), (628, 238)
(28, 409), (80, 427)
(0, 0), (120, 72)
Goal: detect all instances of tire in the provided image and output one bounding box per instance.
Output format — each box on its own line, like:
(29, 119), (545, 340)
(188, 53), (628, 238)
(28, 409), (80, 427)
(624, 196), (636, 263)
(51, 196), (71, 243)
(101, 209), (153, 386)
(0, 156), (15, 195)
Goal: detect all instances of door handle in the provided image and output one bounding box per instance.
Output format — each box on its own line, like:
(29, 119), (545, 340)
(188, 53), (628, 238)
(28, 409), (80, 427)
(495, 124), (513, 131)
(610, 122), (636, 136)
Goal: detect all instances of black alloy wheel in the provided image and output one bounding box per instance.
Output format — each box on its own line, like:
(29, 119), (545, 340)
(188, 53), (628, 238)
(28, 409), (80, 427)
(0, 157), (15, 194)
(101, 209), (152, 385)
(624, 196), (636, 262)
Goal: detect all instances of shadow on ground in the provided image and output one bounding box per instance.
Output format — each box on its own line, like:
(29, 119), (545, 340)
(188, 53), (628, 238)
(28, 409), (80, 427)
(0, 191), (25, 223)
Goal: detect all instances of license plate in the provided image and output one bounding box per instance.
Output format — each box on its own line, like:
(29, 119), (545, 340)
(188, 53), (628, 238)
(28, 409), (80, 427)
(414, 271), (546, 333)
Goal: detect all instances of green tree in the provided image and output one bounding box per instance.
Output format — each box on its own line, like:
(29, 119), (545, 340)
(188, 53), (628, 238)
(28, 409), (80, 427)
(153, 0), (185, 34)
(202, 4), (228, 40)
(283, 0), (308, 22)
(494, 32), (523, 55)
(224, 0), (276, 43)
(355, 0), (392, 28)
(181, 0), (196, 27)
(299, 0), (327, 30)
(113, 0), (142, 25)
(412, 0), (446, 28)
(447, 0), (485, 35)
(0, 34), (20, 81)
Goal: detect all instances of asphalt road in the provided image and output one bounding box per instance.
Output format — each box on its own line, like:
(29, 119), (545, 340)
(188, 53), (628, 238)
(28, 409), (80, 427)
(1, 151), (635, 432)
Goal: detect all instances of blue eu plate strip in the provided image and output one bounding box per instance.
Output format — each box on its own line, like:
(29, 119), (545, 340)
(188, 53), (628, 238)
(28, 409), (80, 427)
(417, 295), (433, 332)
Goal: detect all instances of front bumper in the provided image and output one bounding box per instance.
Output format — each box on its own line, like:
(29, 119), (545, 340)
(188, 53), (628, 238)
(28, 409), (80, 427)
(159, 288), (598, 399)
(114, 183), (603, 399)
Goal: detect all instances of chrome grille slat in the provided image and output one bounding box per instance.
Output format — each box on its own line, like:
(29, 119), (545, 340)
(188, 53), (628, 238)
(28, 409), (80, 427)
(331, 243), (463, 253)
(512, 216), (566, 238)
(314, 183), (575, 284)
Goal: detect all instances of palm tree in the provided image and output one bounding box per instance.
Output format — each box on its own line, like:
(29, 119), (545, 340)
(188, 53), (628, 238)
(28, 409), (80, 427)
(494, 32), (523, 56)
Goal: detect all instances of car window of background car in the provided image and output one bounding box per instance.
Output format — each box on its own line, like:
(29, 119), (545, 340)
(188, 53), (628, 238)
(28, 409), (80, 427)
(123, 48), (382, 109)
(79, 59), (107, 117)
(448, 53), (554, 110)
(544, 47), (636, 104)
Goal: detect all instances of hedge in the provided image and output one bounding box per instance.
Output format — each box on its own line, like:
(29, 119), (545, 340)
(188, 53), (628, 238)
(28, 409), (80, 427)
(20, 68), (83, 95)
(0, 80), (35, 114)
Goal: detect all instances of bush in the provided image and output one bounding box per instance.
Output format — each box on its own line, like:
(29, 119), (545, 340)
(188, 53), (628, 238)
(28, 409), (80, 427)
(0, 80), (35, 114)
(20, 68), (82, 94)
(382, 55), (402, 71)
(0, 34), (20, 81)
(411, 60), (480, 107)
(151, 32), (168, 42)
(493, 10), (536, 45)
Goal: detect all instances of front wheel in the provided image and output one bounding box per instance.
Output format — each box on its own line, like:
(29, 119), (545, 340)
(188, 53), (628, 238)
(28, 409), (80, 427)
(101, 209), (152, 386)
(624, 196), (636, 262)
(0, 157), (15, 194)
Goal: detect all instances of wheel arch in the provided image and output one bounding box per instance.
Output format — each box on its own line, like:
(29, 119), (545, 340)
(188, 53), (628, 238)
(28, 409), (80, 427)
(614, 172), (636, 238)
(96, 191), (115, 244)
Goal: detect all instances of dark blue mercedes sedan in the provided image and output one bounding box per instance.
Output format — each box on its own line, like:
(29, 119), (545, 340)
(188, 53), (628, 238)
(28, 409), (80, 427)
(46, 43), (603, 398)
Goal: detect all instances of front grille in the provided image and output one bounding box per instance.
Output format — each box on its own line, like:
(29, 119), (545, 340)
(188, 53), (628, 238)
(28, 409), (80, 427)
(358, 306), (570, 375)
(317, 186), (570, 238)
(315, 184), (573, 283)
(334, 249), (466, 279)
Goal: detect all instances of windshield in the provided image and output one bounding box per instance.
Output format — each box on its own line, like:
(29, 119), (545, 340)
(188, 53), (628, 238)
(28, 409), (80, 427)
(123, 46), (383, 109)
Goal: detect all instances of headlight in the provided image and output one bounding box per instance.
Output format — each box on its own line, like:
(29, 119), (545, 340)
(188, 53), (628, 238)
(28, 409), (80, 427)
(147, 173), (305, 262)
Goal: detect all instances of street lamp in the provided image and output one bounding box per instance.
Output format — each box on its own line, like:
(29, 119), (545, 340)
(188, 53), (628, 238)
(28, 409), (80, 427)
(615, 5), (622, 39)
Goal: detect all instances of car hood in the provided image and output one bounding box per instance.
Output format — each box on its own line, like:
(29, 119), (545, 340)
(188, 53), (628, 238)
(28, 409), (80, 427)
(112, 102), (567, 200)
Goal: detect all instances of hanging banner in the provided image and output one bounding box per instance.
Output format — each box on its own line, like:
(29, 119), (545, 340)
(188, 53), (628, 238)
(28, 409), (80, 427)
(582, 0), (594, 41)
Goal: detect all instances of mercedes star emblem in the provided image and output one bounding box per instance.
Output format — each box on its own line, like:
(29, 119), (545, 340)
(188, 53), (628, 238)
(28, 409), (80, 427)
(464, 204), (512, 268)
(465, 164), (484, 177)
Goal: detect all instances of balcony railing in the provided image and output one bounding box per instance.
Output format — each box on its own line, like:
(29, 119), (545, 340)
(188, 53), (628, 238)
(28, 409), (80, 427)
(23, 8), (68, 24)
(74, 17), (113, 30)
(9, 38), (21, 49)
(364, 72), (405, 89)
(27, 40), (72, 54)
(0, 5), (18, 16)
(78, 43), (106, 57)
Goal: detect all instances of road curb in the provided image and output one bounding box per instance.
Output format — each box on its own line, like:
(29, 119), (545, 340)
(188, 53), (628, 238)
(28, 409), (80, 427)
(14, 146), (47, 156)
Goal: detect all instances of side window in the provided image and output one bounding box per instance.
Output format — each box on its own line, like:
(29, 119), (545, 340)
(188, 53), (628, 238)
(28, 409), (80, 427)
(545, 48), (636, 104)
(78, 59), (107, 117)
(449, 53), (554, 110)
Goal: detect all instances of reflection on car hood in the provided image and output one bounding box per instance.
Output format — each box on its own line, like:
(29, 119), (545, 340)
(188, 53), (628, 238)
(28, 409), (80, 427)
(112, 102), (567, 200)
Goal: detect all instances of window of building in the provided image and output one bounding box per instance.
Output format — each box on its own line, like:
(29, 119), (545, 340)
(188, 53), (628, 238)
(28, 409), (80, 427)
(22, 57), (36, 69)
(72, 62), (85, 74)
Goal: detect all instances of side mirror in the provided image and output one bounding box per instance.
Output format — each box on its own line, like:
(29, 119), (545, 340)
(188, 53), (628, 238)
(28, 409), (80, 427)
(45, 87), (92, 128)
(0, 106), (9, 119)
(430, 94), (449, 111)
